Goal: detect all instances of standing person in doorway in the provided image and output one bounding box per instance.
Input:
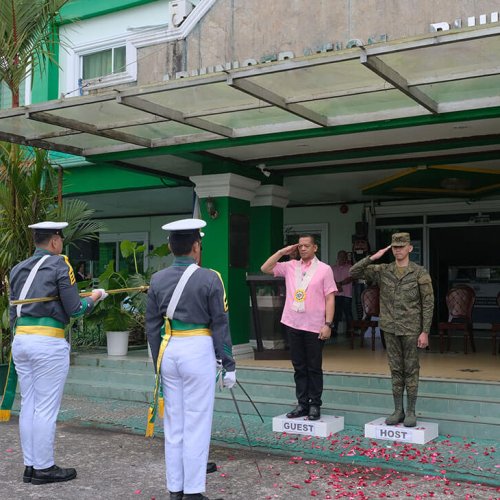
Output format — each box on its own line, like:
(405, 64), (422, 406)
(351, 236), (371, 320)
(7, 222), (107, 484)
(331, 250), (354, 336)
(146, 218), (234, 500)
(261, 235), (336, 421)
(75, 261), (87, 282)
(349, 233), (434, 427)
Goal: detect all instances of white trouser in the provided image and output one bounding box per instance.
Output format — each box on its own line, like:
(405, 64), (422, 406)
(12, 334), (70, 470)
(161, 336), (216, 494)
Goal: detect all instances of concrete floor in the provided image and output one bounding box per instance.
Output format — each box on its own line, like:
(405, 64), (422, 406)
(240, 332), (500, 382)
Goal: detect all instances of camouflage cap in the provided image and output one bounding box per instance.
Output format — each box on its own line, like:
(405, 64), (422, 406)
(391, 232), (411, 247)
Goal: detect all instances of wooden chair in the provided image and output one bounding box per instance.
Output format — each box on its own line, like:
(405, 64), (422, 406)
(491, 291), (500, 355)
(349, 286), (384, 351)
(438, 285), (476, 354)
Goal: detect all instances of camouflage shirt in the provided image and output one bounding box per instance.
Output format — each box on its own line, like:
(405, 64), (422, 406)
(349, 256), (434, 336)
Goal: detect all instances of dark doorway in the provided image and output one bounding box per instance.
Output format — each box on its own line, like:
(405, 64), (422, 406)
(429, 225), (500, 327)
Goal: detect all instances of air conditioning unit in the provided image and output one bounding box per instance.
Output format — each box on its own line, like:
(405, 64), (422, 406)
(171, 0), (193, 27)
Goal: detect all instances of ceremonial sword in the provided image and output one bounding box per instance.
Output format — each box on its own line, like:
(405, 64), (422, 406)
(9, 286), (150, 306)
(229, 387), (262, 478)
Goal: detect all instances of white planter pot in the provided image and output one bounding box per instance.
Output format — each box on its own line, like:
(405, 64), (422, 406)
(106, 331), (129, 356)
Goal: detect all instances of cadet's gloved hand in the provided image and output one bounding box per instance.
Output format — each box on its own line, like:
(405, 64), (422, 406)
(92, 288), (108, 303)
(223, 370), (236, 389)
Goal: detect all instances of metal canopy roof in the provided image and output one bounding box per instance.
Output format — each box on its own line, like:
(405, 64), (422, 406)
(1, 26), (500, 160)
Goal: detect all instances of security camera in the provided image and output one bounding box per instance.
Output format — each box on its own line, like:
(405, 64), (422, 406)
(257, 163), (271, 177)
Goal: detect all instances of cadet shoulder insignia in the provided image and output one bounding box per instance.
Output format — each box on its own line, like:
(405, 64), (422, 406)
(60, 254), (76, 285)
(210, 269), (228, 312)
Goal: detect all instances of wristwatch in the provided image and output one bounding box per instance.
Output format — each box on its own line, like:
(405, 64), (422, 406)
(324, 321), (334, 328)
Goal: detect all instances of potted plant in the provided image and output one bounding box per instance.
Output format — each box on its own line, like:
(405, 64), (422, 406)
(92, 240), (170, 356)
(91, 261), (131, 356)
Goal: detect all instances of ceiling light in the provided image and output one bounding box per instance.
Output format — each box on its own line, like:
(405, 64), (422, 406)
(440, 177), (471, 190)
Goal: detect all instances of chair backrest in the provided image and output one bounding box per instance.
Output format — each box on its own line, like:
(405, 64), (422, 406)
(361, 286), (380, 318)
(446, 285), (475, 321)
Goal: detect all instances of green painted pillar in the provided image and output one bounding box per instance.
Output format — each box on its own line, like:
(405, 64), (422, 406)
(191, 174), (261, 359)
(31, 29), (60, 104)
(249, 185), (289, 273)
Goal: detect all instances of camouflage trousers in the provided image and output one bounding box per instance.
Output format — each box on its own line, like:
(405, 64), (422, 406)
(384, 331), (420, 396)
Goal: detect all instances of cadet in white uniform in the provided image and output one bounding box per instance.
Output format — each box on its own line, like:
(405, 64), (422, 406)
(146, 219), (236, 500)
(8, 222), (107, 485)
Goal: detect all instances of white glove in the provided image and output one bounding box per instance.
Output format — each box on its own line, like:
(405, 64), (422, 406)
(93, 288), (108, 304)
(223, 370), (236, 389)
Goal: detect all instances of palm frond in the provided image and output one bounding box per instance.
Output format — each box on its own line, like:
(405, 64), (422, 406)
(47, 198), (107, 246)
(0, 0), (69, 98)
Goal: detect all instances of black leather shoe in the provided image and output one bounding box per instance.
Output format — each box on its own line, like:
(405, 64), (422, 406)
(23, 466), (33, 483)
(31, 465), (77, 485)
(308, 405), (321, 420)
(206, 461), (217, 473)
(170, 492), (183, 500)
(286, 404), (309, 418)
(182, 495), (223, 500)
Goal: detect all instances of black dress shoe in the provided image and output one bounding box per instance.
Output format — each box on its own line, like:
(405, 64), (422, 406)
(206, 461), (217, 473)
(286, 404), (309, 418)
(31, 465), (77, 485)
(182, 495), (223, 500)
(308, 405), (321, 420)
(170, 492), (183, 500)
(23, 466), (33, 483)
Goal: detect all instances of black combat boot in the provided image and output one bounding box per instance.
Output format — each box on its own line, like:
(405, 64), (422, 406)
(403, 388), (418, 427)
(385, 393), (405, 425)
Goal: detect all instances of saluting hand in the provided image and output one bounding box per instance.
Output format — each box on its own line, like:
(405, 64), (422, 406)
(369, 245), (391, 262)
(280, 244), (299, 256)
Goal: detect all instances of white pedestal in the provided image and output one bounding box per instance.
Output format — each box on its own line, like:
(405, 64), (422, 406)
(364, 417), (438, 444)
(272, 414), (344, 437)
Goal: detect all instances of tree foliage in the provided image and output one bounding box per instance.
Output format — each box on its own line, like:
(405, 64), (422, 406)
(0, 0), (69, 106)
(0, 141), (107, 362)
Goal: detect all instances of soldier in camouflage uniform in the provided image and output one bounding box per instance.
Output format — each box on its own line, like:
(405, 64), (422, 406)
(349, 233), (434, 427)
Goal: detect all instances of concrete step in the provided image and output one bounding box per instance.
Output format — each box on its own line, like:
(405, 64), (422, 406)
(65, 353), (500, 440)
(64, 379), (153, 404)
(68, 365), (154, 387)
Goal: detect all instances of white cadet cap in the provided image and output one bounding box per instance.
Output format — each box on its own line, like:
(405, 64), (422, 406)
(28, 221), (68, 230)
(161, 218), (206, 234)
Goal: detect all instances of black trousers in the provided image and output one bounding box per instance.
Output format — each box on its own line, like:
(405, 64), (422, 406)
(287, 326), (325, 407)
